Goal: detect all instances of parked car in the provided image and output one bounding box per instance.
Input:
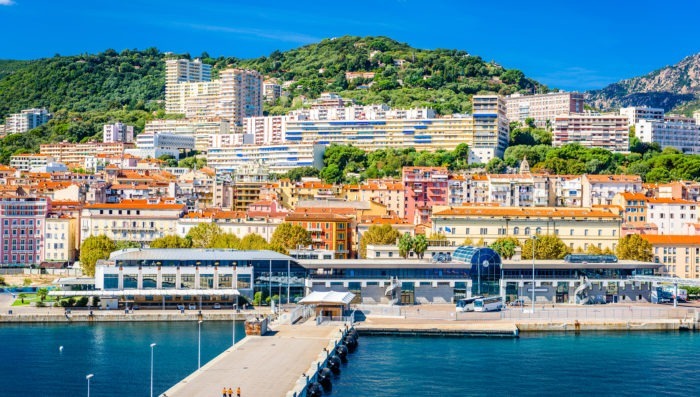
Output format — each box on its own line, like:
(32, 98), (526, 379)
(188, 304), (197, 310)
(176, 304), (185, 311)
(509, 299), (524, 307)
(213, 303), (221, 309)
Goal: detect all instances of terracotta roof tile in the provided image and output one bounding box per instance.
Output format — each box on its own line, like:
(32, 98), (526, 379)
(433, 206), (620, 218)
(641, 235), (700, 245)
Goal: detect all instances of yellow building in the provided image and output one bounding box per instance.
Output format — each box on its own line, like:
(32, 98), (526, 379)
(432, 206), (622, 252)
(642, 235), (700, 279)
(277, 179), (342, 209)
(44, 215), (78, 263)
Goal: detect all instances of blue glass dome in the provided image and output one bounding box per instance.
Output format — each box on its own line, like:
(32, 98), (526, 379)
(452, 246), (502, 277)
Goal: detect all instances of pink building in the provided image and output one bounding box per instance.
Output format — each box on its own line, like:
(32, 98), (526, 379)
(402, 167), (449, 224)
(0, 196), (48, 266)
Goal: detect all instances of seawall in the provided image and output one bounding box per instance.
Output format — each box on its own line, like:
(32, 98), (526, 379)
(0, 311), (251, 323)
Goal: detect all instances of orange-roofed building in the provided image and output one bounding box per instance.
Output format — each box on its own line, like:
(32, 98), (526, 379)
(612, 192), (649, 229)
(646, 197), (698, 235)
(582, 174), (643, 207)
(641, 235), (700, 278)
(81, 198), (187, 245)
(286, 210), (353, 259)
(432, 206), (622, 252)
(403, 166), (449, 224)
(277, 178), (342, 209)
(177, 208), (281, 242)
(343, 179), (405, 218)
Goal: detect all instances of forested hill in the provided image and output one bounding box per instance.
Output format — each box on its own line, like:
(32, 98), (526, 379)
(0, 48), (165, 117)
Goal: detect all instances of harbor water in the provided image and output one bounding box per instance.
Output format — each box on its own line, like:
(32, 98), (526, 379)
(0, 323), (698, 396)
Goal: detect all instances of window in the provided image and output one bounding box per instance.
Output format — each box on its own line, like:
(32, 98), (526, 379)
(598, 229), (602, 236)
(524, 227), (530, 236)
(513, 227), (519, 235)
(480, 228), (487, 235)
(535, 227), (542, 235)
(570, 229), (574, 236)
(612, 230), (616, 236)
(584, 230), (588, 236)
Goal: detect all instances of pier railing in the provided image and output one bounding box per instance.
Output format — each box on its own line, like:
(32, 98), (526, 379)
(501, 306), (694, 321)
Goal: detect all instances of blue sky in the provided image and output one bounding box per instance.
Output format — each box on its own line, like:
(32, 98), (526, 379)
(1, 0), (698, 91)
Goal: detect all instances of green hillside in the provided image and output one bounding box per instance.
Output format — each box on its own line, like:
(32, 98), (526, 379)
(0, 36), (546, 163)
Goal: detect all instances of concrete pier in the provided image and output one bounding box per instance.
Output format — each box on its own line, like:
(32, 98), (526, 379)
(162, 321), (344, 397)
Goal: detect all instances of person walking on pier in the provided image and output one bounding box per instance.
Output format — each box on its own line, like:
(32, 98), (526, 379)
(227, 387), (233, 397)
(236, 386), (241, 397)
(222, 387), (228, 397)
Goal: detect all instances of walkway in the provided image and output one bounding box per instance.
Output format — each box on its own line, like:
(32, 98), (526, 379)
(163, 321), (340, 397)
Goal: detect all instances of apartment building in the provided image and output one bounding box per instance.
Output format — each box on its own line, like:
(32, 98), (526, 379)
(646, 197), (697, 235)
(582, 174), (642, 207)
(619, 106), (664, 125)
(177, 209), (282, 243)
(344, 180), (405, 219)
(485, 173), (552, 207)
(206, 143), (327, 174)
(432, 206), (621, 252)
(44, 214), (77, 263)
(403, 167), (449, 224)
(4, 108), (52, 134)
(9, 154), (52, 172)
(277, 179), (343, 209)
(40, 142), (127, 164)
(635, 119), (700, 154)
(218, 68), (263, 125)
(552, 175), (583, 207)
(244, 115), (286, 145)
(103, 122), (134, 143)
(165, 58), (211, 114)
(642, 235), (700, 278)
(553, 114), (629, 152)
(80, 198), (187, 245)
(286, 210), (353, 259)
(505, 92), (584, 127)
(263, 81), (282, 103)
(125, 132), (195, 159)
(0, 196), (48, 266)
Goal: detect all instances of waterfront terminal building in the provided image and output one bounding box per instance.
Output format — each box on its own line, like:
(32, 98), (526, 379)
(75, 248), (662, 307)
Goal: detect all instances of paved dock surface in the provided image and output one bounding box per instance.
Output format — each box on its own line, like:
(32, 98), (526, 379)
(163, 322), (340, 397)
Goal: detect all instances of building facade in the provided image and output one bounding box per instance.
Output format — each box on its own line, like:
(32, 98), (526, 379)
(582, 174), (642, 207)
(206, 143), (327, 174)
(44, 214), (77, 263)
(125, 132), (195, 159)
(553, 114), (629, 152)
(432, 206), (622, 252)
(9, 154), (52, 172)
(505, 92), (585, 126)
(103, 123), (134, 143)
(646, 198), (697, 235)
(642, 235), (700, 279)
(619, 106), (664, 125)
(165, 58), (212, 114)
(40, 142), (127, 164)
(286, 211), (353, 259)
(4, 108), (52, 134)
(635, 119), (700, 154)
(0, 196), (48, 266)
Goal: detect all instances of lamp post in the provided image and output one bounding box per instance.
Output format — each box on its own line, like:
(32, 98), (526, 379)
(232, 264), (237, 347)
(198, 320), (203, 369)
(86, 374), (93, 397)
(150, 343), (156, 397)
(531, 235), (537, 314)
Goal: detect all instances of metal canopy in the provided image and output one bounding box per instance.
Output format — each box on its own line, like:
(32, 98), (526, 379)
(631, 275), (700, 287)
(48, 289), (240, 297)
(298, 291), (355, 306)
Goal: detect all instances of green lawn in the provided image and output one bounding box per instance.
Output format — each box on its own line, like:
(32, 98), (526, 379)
(11, 294), (67, 307)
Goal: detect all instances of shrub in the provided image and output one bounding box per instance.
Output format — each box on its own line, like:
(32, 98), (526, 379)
(74, 296), (89, 307)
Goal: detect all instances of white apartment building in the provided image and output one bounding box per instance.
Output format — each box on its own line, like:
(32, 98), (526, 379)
(635, 119), (700, 154)
(582, 174), (643, 207)
(40, 142), (126, 164)
(80, 199), (187, 245)
(553, 114), (629, 152)
(177, 213), (282, 243)
(9, 154), (52, 171)
(486, 174), (552, 207)
(125, 132), (195, 159)
(619, 106), (664, 125)
(504, 92), (584, 126)
(207, 143), (327, 174)
(263, 82), (282, 103)
(103, 122), (134, 143)
(218, 69), (264, 125)
(552, 176), (583, 207)
(44, 215), (77, 263)
(244, 115), (286, 145)
(5, 108), (52, 134)
(194, 133), (252, 152)
(165, 58), (211, 114)
(647, 198), (697, 235)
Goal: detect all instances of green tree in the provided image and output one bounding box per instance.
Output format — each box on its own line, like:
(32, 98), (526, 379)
(270, 223), (312, 251)
(397, 233), (415, 259)
(320, 163), (343, 184)
(521, 235), (570, 260)
(79, 235), (116, 276)
(485, 158), (507, 174)
(239, 233), (269, 250)
(489, 237), (520, 259)
(149, 235), (192, 248)
(18, 293), (26, 303)
(616, 234), (653, 262)
(186, 223), (223, 248)
(36, 288), (48, 302)
(209, 233), (241, 249)
(413, 234), (428, 259)
(359, 224), (400, 258)
(115, 241), (141, 250)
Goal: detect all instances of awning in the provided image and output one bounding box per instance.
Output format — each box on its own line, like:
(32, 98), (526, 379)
(53, 278), (95, 286)
(49, 289), (240, 297)
(298, 291), (355, 306)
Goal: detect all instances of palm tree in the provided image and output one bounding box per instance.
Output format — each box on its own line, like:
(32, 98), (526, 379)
(398, 233), (415, 259)
(36, 288), (49, 302)
(413, 235), (428, 259)
(18, 293), (27, 304)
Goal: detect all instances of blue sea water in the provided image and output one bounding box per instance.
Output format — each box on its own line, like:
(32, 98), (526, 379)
(329, 332), (700, 397)
(0, 323), (698, 397)
(0, 321), (245, 397)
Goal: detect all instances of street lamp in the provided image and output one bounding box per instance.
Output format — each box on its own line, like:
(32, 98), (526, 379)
(86, 374), (94, 397)
(198, 320), (203, 369)
(150, 343), (156, 397)
(531, 235), (537, 314)
(232, 264), (237, 347)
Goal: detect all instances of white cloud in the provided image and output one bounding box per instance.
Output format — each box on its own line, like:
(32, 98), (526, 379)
(184, 23), (321, 44)
(0, 0), (15, 6)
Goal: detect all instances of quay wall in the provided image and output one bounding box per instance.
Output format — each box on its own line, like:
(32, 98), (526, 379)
(0, 312), (251, 323)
